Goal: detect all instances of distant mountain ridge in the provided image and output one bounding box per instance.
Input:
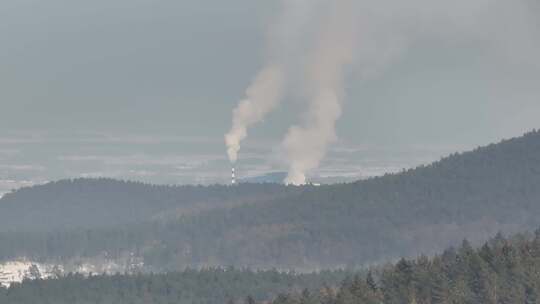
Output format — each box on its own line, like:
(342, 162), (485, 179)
(0, 179), (299, 232)
(1, 130), (540, 270)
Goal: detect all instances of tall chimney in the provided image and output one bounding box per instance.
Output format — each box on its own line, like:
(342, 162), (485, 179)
(231, 167), (236, 185)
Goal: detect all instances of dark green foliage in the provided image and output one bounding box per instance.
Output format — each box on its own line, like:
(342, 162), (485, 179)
(0, 268), (349, 304)
(270, 231), (540, 304)
(366, 271), (377, 291)
(0, 179), (298, 232)
(2, 130), (540, 269)
(11, 228), (540, 304)
(245, 295), (256, 304)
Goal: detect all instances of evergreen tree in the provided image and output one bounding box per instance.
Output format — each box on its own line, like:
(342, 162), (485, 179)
(245, 295), (256, 304)
(366, 271), (377, 291)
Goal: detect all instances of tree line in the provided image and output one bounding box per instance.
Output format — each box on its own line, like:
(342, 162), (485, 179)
(3, 230), (540, 303)
(1, 130), (540, 270)
(269, 230), (540, 304)
(0, 268), (349, 304)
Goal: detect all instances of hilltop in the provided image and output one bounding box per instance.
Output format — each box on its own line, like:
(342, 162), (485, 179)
(1, 130), (540, 269)
(0, 179), (298, 232)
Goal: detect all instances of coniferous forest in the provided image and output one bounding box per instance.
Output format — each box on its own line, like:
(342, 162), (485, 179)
(2, 230), (540, 304)
(1, 130), (540, 269)
(2, 130), (540, 303)
(0, 268), (349, 304)
(270, 230), (540, 304)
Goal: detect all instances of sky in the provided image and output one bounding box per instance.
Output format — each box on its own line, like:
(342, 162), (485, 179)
(0, 0), (539, 192)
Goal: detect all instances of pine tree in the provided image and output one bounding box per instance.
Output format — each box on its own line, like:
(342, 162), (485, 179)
(366, 271), (377, 291)
(525, 286), (538, 304)
(300, 289), (315, 304)
(26, 264), (42, 280)
(430, 271), (451, 304)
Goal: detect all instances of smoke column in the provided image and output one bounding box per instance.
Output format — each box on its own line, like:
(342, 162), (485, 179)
(225, 0), (315, 164)
(281, 0), (513, 185)
(226, 0), (540, 183)
(283, 0), (359, 185)
(225, 65), (284, 163)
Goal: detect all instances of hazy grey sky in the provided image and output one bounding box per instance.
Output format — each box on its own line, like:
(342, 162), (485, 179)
(0, 1), (274, 133)
(0, 0), (539, 189)
(1, 0), (539, 143)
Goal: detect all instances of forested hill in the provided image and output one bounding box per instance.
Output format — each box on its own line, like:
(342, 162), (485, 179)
(269, 229), (540, 304)
(196, 129), (540, 267)
(0, 268), (350, 304)
(2, 230), (540, 304)
(1, 130), (540, 269)
(0, 179), (299, 232)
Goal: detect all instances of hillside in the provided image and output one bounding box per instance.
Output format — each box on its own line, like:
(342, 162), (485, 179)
(0, 268), (350, 304)
(2, 230), (540, 304)
(270, 229), (540, 304)
(0, 179), (298, 232)
(1, 130), (540, 269)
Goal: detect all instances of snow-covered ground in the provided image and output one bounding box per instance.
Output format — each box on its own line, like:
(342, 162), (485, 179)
(0, 261), (56, 287)
(0, 255), (144, 287)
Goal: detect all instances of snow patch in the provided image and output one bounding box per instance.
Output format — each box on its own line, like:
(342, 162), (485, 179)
(0, 260), (58, 287)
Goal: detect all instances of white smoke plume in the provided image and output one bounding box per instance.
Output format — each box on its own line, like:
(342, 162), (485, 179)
(282, 0), (405, 185)
(283, 0), (540, 185)
(283, 0), (359, 185)
(225, 0), (316, 164)
(225, 65), (284, 163)
(227, 0), (540, 182)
